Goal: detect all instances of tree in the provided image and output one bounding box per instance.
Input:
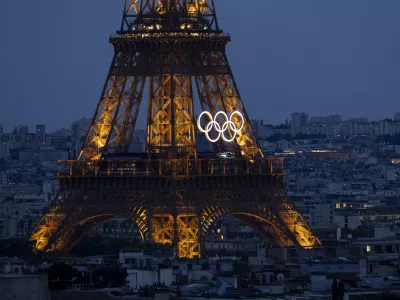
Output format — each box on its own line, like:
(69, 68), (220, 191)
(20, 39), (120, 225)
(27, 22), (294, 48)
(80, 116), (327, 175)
(71, 236), (142, 256)
(47, 263), (75, 290)
(266, 133), (291, 143)
(375, 133), (400, 145)
(0, 238), (39, 263)
(293, 133), (326, 140)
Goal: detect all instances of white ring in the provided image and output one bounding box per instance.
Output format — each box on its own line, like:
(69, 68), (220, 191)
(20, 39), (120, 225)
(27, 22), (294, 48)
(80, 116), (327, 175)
(197, 111), (245, 143)
(230, 111), (245, 132)
(197, 111), (213, 133)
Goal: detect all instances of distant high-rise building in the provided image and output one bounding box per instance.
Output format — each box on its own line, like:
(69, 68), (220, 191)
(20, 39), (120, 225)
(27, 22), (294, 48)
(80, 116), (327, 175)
(48, 135), (67, 149)
(13, 125), (28, 135)
(0, 141), (9, 159)
(348, 120), (359, 136)
(0, 124), (3, 136)
(309, 117), (326, 125)
(379, 120), (389, 135)
(290, 112), (308, 136)
(72, 124), (81, 158)
(250, 120), (264, 138)
(13, 125), (28, 140)
(339, 121), (350, 136)
(394, 112), (400, 122)
(349, 117), (368, 124)
(276, 139), (289, 152)
(36, 124), (46, 145)
(341, 118), (369, 136)
(326, 115), (342, 124)
(72, 118), (92, 136)
(71, 118), (92, 158)
(53, 128), (70, 137)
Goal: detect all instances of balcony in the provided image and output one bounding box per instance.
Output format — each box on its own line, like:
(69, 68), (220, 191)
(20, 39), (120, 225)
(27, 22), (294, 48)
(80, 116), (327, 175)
(57, 158), (284, 178)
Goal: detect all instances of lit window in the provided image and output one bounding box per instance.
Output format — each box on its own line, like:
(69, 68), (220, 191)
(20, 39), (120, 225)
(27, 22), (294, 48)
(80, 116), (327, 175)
(336, 203), (341, 209)
(366, 245), (371, 252)
(343, 203), (347, 208)
(220, 235), (224, 240)
(217, 228), (221, 233)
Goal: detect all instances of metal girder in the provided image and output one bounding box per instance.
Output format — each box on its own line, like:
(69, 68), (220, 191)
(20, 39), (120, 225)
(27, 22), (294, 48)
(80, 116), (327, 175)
(78, 51), (146, 160)
(78, 74), (125, 160)
(147, 75), (196, 157)
(54, 215), (116, 252)
(177, 214), (200, 258)
(213, 68), (263, 158)
(30, 189), (150, 252)
(133, 207), (149, 240)
(107, 76), (146, 154)
(200, 206), (302, 249)
(147, 76), (173, 154)
(112, 49), (230, 78)
(194, 51), (263, 158)
(172, 75), (196, 157)
(30, 211), (65, 252)
(121, 0), (219, 33)
(151, 214), (174, 244)
(279, 205), (322, 248)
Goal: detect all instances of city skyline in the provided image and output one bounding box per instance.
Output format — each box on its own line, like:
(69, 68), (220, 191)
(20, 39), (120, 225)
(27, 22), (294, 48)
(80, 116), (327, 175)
(2, 0), (400, 131)
(2, 111), (400, 134)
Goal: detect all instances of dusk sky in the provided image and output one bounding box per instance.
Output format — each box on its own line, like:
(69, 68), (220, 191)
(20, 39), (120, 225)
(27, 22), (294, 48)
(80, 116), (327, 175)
(1, 1), (400, 132)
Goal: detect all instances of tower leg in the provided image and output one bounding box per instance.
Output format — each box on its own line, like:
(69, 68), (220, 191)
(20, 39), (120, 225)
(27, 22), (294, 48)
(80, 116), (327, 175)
(147, 75), (196, 157)
(31, 189), (151, 252)
(106, 76), (146, 153)
(151, 214), (174, 245)
(79, 52), (146, 160)
(177, 214), (200, 259)
(79, 67), (126, 160)
(194, 52), (262, 158)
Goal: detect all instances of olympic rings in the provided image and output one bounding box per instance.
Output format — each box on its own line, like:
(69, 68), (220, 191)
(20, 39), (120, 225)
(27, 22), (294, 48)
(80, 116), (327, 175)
(197, 111), (245, 143)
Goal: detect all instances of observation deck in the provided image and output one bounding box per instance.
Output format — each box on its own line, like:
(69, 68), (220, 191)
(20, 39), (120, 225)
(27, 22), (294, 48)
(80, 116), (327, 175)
(110, 31), (230, 43)
(58, 157), (284, 178)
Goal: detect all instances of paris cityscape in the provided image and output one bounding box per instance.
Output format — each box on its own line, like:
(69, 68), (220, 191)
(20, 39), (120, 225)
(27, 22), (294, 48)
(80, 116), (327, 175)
(2, 1), (400, 300)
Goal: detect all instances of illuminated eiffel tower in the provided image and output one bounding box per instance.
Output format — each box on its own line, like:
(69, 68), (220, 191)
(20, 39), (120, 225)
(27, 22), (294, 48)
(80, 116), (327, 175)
(31, 0), (321, 258)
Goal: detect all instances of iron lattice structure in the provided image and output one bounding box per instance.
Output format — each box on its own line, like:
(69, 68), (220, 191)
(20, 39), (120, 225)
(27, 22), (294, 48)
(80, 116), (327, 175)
(31, 0), (321, 258)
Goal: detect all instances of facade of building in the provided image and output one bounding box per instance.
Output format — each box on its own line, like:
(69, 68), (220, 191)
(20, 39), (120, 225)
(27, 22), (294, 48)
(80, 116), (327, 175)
(291, 112), (308, 136)
(36, 125), (46, 145)
(304, 150), (355, 162)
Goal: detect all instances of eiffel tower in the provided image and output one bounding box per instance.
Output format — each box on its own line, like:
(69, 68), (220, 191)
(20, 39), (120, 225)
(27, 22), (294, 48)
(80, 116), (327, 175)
(31, 0), (321, 258)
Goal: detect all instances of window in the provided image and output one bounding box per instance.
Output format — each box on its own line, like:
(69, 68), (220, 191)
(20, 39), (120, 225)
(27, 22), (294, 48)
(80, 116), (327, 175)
(366, 245), (371, 253)
(336, 203), (341, 209)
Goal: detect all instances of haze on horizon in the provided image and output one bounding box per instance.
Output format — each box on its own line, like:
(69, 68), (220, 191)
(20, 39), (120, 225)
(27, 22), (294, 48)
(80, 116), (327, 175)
(1, 0), (399, 132)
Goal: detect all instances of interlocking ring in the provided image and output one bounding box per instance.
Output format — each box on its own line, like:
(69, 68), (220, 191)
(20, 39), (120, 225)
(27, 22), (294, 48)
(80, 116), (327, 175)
(197, 111), (245, 143)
